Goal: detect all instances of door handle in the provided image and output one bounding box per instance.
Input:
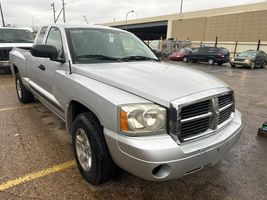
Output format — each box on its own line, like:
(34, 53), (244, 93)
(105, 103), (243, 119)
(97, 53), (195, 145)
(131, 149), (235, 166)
(38, 65), (46, 71)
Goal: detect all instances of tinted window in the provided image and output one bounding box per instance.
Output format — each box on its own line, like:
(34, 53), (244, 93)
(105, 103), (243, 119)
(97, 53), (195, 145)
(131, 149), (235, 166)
(199, 47), (208, 53)
(36, 27), (47, 44)
(208, 47), (218, 53)
(220, 48), (229, 54)
(46, 27), (64, 58)
(192, 48), (199, 53)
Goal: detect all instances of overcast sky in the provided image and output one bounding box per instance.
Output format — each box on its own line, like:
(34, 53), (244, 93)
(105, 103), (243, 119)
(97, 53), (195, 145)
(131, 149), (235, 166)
(0, 0), (265, 27)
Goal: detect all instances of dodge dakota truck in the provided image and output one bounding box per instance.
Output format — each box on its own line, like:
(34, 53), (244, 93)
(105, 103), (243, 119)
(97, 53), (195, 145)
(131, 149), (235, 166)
(0, 27), (33, 68)
(9, 24), (243, 185)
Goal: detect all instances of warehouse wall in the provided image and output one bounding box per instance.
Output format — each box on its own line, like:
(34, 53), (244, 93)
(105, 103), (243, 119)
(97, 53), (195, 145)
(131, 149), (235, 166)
(170, 10), (267, 42)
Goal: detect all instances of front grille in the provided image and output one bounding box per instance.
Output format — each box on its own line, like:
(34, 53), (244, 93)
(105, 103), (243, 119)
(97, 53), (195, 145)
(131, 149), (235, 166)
(0, 48), (12, 61)
(234, 58), (245, 62)
(181, 100), (211, 119)
(178, 92), (234, 142)
(218, 94), (233, 108)
(181, 117), (210, 138)
(218, 94), (234, 125)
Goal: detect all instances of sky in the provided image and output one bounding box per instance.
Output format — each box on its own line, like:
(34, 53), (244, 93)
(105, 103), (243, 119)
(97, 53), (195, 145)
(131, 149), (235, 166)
(0, 0), (265, 27)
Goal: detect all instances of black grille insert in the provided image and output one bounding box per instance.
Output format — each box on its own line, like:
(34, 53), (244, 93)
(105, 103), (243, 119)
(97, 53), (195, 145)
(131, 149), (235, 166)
(218, 94), (233, 108)
(181, 100), (211, 119)
(0, 48), (12, 61)
(180, 117), (210, 139)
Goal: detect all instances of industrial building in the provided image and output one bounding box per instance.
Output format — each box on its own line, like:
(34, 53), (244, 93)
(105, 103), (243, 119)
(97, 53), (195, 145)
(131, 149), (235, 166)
(104, 2), (267, 42)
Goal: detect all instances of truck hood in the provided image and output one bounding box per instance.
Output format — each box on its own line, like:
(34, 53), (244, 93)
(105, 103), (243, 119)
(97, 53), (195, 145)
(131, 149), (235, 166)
(0, 43), (33, 48)
(73, 61), (229, 107)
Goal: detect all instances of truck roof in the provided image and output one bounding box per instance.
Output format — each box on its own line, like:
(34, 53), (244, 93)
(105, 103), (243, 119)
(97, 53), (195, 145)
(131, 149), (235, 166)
(43, 24), (127, 33)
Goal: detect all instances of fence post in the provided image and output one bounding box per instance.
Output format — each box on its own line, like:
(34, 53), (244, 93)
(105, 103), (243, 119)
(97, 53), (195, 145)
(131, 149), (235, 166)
(215, 36), (218, 47)
(234, 41), (238, 57)
(257, 39), (261, 51)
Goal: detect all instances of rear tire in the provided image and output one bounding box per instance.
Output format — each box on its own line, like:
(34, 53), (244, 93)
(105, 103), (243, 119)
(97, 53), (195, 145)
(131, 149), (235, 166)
(15, 72), (34, 104)
(72, 112), (116, 185)
(208, 59), (214, 65)
(218, 62), (223, 66)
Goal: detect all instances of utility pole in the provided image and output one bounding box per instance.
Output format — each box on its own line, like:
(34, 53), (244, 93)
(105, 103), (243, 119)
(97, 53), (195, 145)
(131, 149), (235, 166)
(51, 2), (56, 23)
(0, 2), (5, 27)
(62, 0), (66, 23)
(83, 16), (88, 24)
(180, 0), (183, 14)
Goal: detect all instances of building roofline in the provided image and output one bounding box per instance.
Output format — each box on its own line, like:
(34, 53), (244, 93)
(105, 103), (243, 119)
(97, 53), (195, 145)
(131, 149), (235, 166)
(103, 1), (267, 27)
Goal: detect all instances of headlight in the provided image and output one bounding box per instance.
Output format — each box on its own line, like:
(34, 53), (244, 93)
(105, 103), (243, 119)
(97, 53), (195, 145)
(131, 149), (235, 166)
(119, 104), (166, 135)
(244, 59), (251, 63)
(230, 58), (234, 62)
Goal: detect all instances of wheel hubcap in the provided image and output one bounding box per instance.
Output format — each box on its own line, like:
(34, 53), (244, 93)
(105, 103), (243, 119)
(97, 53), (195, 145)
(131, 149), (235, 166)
(209, 60), (213, 65)
(16, 79), (22, 99)
(75, 128), (92, 172)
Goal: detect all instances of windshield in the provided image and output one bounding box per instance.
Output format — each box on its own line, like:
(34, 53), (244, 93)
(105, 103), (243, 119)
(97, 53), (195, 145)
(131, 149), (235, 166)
(0, 29), (34, 43)
(238, 51), (256, 58)
(65, 28), (158, 63)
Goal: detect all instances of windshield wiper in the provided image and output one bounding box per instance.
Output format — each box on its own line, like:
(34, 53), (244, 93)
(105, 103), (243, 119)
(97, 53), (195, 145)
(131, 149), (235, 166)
(76, 54), (122, 61)
(121, 56), (159, 62)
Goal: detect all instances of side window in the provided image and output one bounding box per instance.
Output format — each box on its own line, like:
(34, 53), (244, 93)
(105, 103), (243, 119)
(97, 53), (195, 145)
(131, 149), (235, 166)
(46, 27), (64, 58)
(192, 48), (199, 53)
(208, 47), (218, 53)
(35, 27), (47, 44)
(199, 47), (208, 53)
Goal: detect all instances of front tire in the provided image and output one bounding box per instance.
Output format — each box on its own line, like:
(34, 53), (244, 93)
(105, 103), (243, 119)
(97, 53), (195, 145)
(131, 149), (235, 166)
(15, 72), (34, 103)
(208, 59), (214, 65)
(250, 62), (255, 69)
(72, 113), (116, 185)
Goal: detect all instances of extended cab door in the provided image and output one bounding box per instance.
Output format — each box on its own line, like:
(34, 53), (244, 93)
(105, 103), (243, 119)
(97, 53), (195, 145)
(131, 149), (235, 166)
(29, 27), (65, 115)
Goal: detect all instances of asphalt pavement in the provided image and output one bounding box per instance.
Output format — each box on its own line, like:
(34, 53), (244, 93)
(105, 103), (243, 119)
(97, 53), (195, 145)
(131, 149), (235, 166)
(0, 62), (266, 200)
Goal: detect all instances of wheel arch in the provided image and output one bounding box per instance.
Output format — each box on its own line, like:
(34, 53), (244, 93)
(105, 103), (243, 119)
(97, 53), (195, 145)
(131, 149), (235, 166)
(66, 100), (102, 134)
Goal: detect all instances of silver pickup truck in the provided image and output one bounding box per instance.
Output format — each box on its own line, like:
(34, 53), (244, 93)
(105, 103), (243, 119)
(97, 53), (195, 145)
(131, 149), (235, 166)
(9, 24), (243, 185)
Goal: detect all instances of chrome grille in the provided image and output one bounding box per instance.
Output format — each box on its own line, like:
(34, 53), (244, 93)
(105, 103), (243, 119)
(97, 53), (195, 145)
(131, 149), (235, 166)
(177, 92), (234, 142)
(0, 48), (12, 61)
(218, 94), (234, 125)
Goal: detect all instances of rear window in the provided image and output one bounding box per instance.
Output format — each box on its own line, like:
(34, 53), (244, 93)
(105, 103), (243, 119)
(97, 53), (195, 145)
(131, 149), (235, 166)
(220, 48), (229, 54)
(35, 27), (48, 44)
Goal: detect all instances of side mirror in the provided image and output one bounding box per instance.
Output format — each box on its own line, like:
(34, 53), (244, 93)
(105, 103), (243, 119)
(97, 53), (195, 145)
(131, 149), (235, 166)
(31, 45), (65, 63)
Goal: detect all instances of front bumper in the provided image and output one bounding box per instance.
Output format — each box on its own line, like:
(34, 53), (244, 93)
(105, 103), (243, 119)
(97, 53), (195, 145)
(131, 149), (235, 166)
(104, 110), (243, 181)
(0, 60), (11, 68)
(230, 61), (252, 67)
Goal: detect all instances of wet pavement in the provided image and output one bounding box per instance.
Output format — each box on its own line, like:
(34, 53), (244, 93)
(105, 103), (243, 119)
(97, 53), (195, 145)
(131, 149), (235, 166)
(0, 63), (266, 200)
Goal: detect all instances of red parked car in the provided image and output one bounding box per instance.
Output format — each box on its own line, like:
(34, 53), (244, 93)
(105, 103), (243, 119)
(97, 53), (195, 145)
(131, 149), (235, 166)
(169, 48), (191, 61)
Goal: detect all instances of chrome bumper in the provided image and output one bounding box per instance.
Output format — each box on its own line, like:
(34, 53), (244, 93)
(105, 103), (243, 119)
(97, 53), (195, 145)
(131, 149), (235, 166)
(0, 61), (11, 68)
(104, 110), (243, 181)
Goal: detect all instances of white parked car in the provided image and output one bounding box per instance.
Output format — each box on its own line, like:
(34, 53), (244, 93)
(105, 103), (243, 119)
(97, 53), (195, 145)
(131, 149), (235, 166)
(0, 27), (33, 68)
